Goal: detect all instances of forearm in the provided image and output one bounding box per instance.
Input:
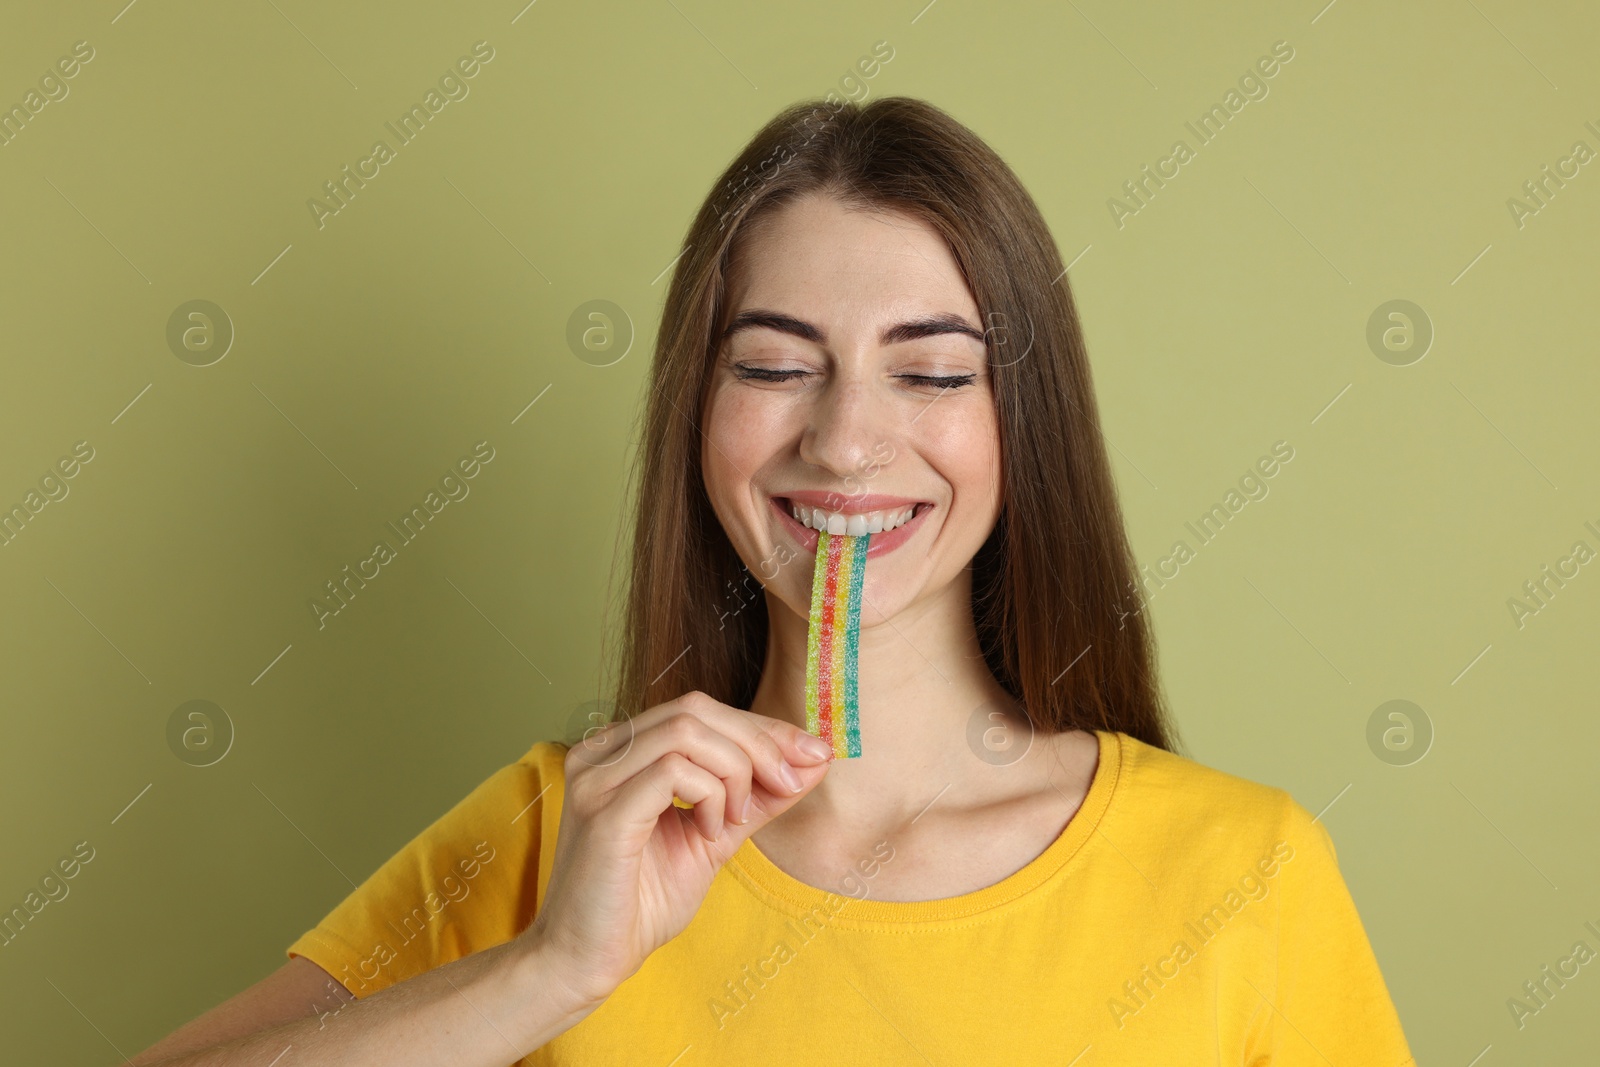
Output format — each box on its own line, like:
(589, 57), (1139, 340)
(142, 938), (597, 1067)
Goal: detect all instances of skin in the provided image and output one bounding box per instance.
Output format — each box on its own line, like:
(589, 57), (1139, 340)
(702, 191), (1101, 901)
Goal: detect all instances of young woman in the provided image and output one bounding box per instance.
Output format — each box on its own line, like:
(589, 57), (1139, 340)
(131, 97), (1414, 1066)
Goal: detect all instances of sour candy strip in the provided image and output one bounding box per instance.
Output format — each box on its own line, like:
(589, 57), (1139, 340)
(804, 530), (869, 759)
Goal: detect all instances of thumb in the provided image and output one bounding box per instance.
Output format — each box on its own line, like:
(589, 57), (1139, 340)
(722, 756), (830, 847)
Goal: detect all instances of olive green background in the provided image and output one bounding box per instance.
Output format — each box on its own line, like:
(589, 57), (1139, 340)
(3, 0), (1597, 1062)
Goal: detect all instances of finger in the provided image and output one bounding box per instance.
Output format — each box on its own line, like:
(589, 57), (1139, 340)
(750, 713), (836, 768)
(677, 692), (835, 769)
(606, 752), (727, 844)
(641, 692), (833, 797)
(618, 695), (798, 806)
(589, 711), (756, 829)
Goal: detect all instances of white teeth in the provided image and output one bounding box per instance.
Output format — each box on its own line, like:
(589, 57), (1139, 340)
(785, 501), (920, 534)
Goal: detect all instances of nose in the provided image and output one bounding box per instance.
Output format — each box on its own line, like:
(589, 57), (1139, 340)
(797, 375), (888, 485)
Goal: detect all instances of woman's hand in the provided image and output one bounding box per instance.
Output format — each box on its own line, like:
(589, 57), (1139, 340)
(518, 691), (833, 1012)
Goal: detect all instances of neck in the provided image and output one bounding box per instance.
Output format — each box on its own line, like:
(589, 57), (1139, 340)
(748, 567), (1018, 825)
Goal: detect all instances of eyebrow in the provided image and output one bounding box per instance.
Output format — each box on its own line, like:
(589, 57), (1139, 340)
(719, 309), (986, 347)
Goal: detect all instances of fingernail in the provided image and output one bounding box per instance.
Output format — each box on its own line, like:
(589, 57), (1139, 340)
(739, 794), (753, 823)
(797, 734), (832, 761)
(779, 762), (803, 792)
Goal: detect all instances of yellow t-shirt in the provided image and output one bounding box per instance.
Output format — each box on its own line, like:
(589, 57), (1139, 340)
(286, 729), (1416, 1065)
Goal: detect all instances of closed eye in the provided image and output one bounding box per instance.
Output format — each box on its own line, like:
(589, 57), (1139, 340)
(898, 373), (976, 390)
(731, 366), (977, 390)
(733, 366), (808, 383)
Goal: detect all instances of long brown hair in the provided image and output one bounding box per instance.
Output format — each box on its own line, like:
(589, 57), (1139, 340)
(602, 96), (1180, 754)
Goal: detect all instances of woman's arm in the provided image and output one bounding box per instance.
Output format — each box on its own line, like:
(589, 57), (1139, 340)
(128, 935), (597, 1066)
(127, 956), (343, 1065)
(131, 691), (831, 1065)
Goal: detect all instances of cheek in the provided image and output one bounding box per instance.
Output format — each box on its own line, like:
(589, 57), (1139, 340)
(920, 403), (1002, 511)
(701, 388), (782, 510)
(705, 390), (755, 458)
(700, 427), (741, 520)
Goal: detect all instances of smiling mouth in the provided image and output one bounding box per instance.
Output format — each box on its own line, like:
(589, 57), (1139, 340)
(773, 497), (932, 537)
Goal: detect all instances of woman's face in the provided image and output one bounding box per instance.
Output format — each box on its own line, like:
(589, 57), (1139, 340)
(701, 192), (1003, 626)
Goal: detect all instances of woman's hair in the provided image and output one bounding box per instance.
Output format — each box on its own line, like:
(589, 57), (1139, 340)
(602, 95), (1180, 754)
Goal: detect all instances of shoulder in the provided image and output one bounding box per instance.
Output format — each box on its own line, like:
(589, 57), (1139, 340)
(499, 739), (574, 819)
(1108, 730), (1317, 861)
(515, 738), (572, 782)
(283, 736), (579, 990)
(406, 738), (573, 841)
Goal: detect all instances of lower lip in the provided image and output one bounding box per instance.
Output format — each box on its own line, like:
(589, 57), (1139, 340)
(770, 498), (933, 559)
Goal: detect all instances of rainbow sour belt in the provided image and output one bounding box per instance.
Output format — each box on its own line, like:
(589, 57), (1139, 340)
(804, 530), (869, 759)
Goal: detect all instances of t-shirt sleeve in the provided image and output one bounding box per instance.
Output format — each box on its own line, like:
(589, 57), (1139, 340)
(285, 740), (566, 999)
(1248, 795), (1416, 1066)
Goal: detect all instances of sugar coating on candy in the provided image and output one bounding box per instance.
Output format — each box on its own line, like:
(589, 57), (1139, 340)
(804, 530), (868, 759)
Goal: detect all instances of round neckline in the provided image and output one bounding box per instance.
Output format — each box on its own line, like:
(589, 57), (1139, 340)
(726, 728), (1124, 929)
